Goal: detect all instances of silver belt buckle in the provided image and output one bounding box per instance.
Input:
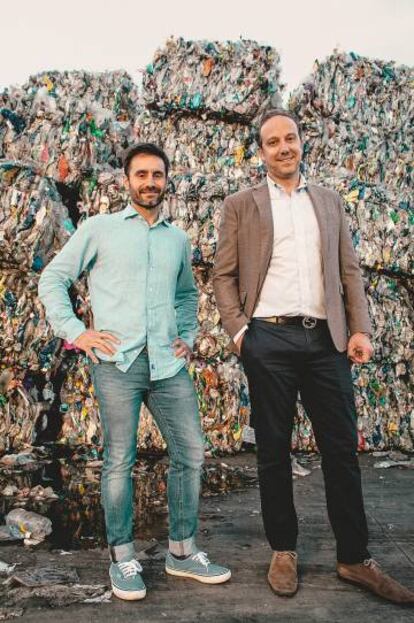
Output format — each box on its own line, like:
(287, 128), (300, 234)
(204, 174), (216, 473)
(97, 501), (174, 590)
(302, 316), (317, 329)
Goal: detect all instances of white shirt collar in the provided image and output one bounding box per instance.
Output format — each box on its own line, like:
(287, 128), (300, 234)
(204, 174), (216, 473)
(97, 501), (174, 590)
(267, 173), (307, 199)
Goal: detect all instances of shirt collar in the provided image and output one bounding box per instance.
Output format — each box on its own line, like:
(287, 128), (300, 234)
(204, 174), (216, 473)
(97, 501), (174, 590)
(122, 204), (171, 227)
(267, 173), (308, 198)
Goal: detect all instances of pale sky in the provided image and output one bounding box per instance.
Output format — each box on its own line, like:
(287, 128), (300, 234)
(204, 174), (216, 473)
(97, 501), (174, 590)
(1, 0), (413, 97)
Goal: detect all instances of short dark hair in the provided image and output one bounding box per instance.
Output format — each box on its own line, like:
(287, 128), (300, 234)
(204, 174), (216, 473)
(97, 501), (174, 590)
(123, 143), (170, 177)
(257, 109), (301, 146)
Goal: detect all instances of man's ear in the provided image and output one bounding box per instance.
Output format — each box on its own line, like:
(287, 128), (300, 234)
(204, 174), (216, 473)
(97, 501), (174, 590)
(123, 175), (130, 190)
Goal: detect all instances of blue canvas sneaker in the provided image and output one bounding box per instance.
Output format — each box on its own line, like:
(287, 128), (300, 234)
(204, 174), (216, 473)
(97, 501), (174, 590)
(109, 557), (146, 600)
(165, 548), (231, 584)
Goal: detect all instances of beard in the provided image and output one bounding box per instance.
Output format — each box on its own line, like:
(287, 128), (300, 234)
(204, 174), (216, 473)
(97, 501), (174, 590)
(129, 186), (166, 209)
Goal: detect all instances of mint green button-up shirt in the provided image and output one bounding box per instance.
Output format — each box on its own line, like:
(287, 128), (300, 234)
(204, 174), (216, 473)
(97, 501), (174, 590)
(38, 205), (198, 380)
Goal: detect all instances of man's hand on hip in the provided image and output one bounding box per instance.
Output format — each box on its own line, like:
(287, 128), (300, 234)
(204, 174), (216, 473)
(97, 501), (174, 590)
(172, 338), (192, 361)
(347, 333), (373, 364)
(73, 330), (121, 364)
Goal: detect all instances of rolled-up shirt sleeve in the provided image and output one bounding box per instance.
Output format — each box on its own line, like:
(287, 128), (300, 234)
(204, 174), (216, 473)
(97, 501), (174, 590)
(175, 237), (198, 350)
(38, 217), (99, 343)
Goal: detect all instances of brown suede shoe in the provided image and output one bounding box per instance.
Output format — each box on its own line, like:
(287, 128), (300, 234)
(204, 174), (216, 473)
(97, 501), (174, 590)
(267, 551), (298, 596)
(337, 559), (414, 605)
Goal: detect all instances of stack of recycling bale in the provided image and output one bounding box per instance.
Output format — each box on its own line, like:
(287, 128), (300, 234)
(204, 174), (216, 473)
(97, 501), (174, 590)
(59, 38), (282, 454)
(0, 161), (72, 452)
(0, 38), (282, 455)
(290, 51), (413, 451)
(135, 37), (282, 453)
(0, 70), (143, 453)
(136, 37), (282, 182)
(1, 70), (140, 184)
(1, 43), (412, 456)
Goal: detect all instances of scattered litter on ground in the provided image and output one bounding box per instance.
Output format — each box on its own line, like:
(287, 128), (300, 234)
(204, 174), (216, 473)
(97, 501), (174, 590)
(7, 566), (79, 588)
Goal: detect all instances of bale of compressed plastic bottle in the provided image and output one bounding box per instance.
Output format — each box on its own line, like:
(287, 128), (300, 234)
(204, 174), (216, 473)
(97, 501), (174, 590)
(142, 36), (282, 121)
(1, 70), (141, 184)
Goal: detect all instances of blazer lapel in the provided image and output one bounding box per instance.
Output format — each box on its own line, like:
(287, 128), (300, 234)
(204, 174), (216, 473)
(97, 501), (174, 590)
(252, 182), (273, 292)
(307, 184), (330, 265)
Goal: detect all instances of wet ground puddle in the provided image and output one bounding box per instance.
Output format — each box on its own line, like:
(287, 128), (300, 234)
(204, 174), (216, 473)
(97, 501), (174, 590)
(0, 447), (258, 550)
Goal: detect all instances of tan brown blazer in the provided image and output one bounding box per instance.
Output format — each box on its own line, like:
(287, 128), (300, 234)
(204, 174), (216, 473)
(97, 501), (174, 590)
(212, 181), (372, 352)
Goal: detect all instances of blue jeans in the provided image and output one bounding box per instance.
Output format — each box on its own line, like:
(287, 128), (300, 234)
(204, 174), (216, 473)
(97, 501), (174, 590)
(91, 350), (204, 561)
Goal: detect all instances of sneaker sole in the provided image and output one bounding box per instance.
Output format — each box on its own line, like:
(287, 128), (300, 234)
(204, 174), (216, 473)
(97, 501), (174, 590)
(165, 567), (231, 584)
(111, 584), (147, 601)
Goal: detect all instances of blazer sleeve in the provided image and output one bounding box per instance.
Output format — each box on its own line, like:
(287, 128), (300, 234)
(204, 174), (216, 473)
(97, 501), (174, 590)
(337, 196), (373, 337)
(213, 196), (249, 340)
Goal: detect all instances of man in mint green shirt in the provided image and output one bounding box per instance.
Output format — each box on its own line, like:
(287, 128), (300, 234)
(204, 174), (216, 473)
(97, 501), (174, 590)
(38, 143), (230, 601)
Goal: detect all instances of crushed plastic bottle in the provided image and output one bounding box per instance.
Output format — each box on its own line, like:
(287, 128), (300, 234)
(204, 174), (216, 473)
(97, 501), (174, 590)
(5, 508), (53, 543)
(0, 524), (28, 541)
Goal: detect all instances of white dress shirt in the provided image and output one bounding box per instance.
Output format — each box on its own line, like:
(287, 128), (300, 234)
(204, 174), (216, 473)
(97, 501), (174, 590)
(233, 174), (326, 343)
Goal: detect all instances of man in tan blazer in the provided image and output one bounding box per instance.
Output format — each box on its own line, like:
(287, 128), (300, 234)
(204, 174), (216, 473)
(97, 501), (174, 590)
(213, 109), (414, 605)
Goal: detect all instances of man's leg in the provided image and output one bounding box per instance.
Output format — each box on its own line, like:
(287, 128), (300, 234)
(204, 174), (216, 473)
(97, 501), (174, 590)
(147, 366), (230, 583)
(300, 324), (414, 604)
(298, 324), (369, 564)
(91, 356), (147, 560)
(242, 320), (301, 552)
(147, 366), (203, 553)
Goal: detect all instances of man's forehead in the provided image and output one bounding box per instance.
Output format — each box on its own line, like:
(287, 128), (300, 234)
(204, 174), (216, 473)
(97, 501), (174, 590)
(129, 154), (166, 172)
(261, 116), (299, 138)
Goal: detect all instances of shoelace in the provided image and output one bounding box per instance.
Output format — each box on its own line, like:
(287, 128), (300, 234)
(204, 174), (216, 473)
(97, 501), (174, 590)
(363, 558), (380, 570)
(117, 559), (143, 578)
(191, 551), (210, 568)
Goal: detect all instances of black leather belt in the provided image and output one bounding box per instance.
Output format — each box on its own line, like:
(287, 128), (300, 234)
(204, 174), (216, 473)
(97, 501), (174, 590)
(255, 316), (325, 329)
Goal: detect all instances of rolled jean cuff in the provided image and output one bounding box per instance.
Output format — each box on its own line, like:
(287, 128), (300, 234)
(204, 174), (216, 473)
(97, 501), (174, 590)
(109, 541), (135, 562)
(169, 536), (194, 557)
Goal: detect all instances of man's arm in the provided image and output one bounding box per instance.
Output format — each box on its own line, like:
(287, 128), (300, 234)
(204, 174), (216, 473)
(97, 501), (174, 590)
(337, 196), (373, 363)
(38, 218), (99, 343)
(174, 237), (198, 354)
(337, 196), (372, 336)
(213, 196), (248, 341)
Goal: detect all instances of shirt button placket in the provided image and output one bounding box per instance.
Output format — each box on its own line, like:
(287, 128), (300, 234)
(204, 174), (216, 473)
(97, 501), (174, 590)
(146, 228), (152, 374)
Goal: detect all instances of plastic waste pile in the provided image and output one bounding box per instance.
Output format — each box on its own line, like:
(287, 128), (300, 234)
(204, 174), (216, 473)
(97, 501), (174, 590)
(136, 37), (283, 182)
(143, 37), (281, 120)
(290, 51), (413, 451)
(0, 162), (74, 273)
(78, 166), (128, 217)
(0, 70), (140, 184)
(136, 110), (264, 182)
(289, 51), (412, 192)
(49, 37), (283, 453)
(0, 162), (71, 452)
(131, 37), (283, 452)
(0, 42), (412, 455)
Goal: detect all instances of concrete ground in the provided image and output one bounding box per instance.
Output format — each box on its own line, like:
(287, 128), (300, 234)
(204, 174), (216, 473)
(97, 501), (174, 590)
(0, 453), (413, 622)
